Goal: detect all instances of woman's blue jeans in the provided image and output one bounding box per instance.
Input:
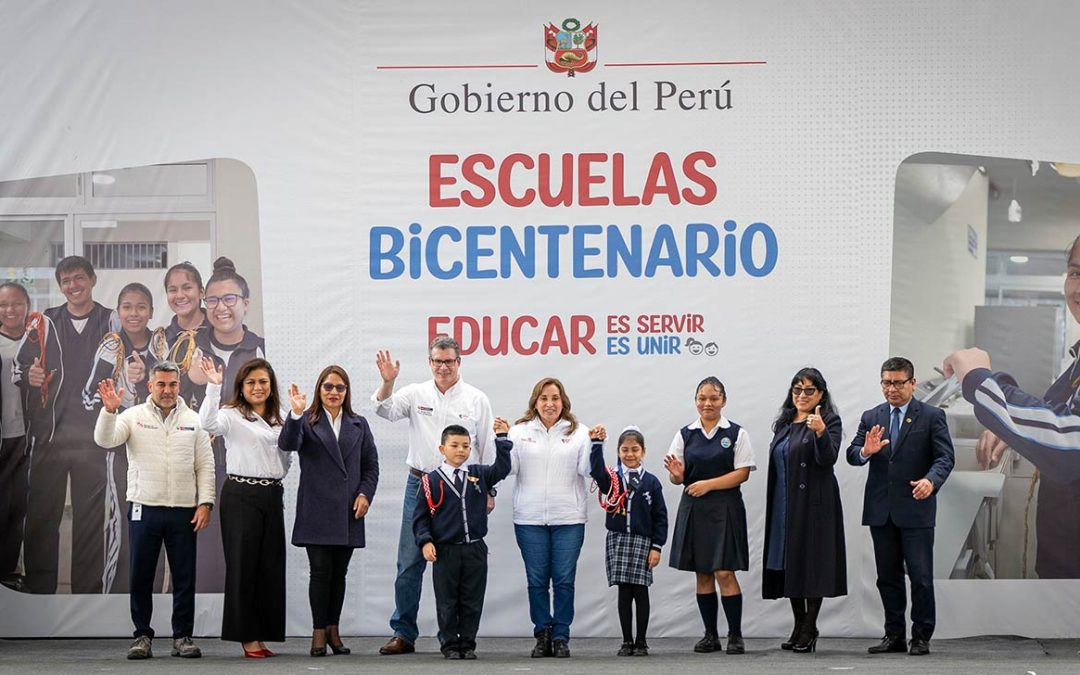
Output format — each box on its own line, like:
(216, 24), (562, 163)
(513, 523), (585, 643)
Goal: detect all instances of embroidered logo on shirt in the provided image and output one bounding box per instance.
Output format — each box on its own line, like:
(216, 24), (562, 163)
(176, 425), (196, 431)
(417, 405), (434, 416)
(135, 421), (160, 430)
(720, 437), (732, 449)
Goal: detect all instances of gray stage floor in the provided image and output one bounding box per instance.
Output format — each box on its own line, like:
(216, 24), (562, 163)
(1, 636), (1079, 674)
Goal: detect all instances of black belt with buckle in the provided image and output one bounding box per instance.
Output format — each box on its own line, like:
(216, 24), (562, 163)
(409, 467), (424, 478)
(227, 474), (282, 487)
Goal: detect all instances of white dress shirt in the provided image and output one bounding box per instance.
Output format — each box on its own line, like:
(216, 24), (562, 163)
(667, 416), (757, 471)
(200, 382), (291, 479)
(372, 378), (495, 471)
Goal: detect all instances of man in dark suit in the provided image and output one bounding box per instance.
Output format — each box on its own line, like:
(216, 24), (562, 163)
(846, 356), (954, 656)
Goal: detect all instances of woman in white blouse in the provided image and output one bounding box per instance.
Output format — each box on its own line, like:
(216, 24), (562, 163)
(507, 377), (592, 659)
(199, 356), (290, 659)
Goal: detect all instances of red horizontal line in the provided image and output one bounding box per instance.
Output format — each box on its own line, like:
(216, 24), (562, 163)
(377, 64), (539, 70)
(605, 60), (767, 67)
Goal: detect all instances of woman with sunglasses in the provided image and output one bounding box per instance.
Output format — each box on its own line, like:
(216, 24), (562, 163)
(761, 367), (846, 653)
(279, 365), (379, 657)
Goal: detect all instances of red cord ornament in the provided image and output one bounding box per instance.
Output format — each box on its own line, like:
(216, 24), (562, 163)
(597, 466), (629, 513)
(421, 473), (444, 515)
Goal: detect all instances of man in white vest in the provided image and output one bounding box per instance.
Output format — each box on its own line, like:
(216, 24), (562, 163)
(94, 361), (215, 660)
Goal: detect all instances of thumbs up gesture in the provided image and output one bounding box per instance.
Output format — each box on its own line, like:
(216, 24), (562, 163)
(127, 351), (146, 385)
(806, 405), (826, 437)
(28, 357), (46, 388)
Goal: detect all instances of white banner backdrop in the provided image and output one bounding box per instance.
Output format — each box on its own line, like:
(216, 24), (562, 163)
(1, 0), (1079, 639)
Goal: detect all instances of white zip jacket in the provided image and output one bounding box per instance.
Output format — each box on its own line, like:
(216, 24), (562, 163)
(509, 417), (592, 526)
(94, 398), (215, 508)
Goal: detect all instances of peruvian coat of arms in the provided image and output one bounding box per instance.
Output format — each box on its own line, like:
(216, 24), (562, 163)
(544, 18), (598, 76)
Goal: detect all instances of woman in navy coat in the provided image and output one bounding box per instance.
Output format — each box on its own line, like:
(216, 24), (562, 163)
(761, 367), (846, 654)
(280, 364), (379, 657)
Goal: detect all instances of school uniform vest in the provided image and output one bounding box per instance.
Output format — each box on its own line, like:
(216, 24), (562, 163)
(681, 421), (743, 490)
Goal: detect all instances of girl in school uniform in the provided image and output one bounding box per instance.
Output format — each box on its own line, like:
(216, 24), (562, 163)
(663, 376), (755, 655)
(588, 425), (668, 656)
(163, 261), (207, 412)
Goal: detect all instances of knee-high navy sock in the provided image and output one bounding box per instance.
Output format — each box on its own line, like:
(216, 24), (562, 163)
(617, 584), (634, 642)
(721, 593), (743, 637)
(633, 585), (650, 643)
(696, 592), (719, 637)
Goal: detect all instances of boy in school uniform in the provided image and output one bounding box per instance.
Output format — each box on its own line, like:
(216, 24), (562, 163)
(413, 420), (512, 659)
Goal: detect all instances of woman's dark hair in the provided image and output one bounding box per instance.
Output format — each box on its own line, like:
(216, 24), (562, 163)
(617, 427), (646, 450)
(773, 367), (836, 432)
(225, 358), (283, 426)
(117, 282), (154, 310)
(306, 364), (354, 425)
(515, 377), (578, 435)
(164, 261), (204, 292)
(206, 256), (250, 298)
(0, 281), (31, 305)
(695, 376), (726, 397)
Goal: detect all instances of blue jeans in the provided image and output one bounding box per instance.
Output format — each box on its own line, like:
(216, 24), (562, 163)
(513, 523), (585, 643)
(389, 473), (427, 643)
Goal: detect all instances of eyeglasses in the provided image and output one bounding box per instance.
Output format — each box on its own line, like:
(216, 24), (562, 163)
(880, 378), (913, 389)
(204, 294), (241, 308)
(430, 358), (460, 367)
(791, 386), (818, 396)
(321, 383), (347, 393)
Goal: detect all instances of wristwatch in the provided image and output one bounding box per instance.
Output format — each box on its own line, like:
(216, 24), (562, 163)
(487, 487), (498, 497)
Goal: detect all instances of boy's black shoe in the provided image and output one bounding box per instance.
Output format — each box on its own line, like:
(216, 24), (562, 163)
(460, 648), (477, 659)
(552, 639), (570, 658)
(617, 641), (634, 656)
(632, 640), (650, 656)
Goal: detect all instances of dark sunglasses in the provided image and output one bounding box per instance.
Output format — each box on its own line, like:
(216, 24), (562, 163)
(321, 383), (347, 393)
(791, 386), (819, 396)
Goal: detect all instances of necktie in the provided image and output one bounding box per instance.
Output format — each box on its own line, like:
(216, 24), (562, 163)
(627, 471), (641, 491)
(889, 407), (901, 453)
(454, 469), (465, 493)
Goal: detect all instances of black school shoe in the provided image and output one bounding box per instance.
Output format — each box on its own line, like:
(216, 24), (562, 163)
(632, 640), (650, 656)
(725, 634), (745, 654)
(552, 639), (570, 658)
(460, 648), (477, 659)
(617, 641), (634, 656)
(693, 633), (722, 653)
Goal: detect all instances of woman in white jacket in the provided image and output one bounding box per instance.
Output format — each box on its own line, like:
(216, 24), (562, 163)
(508, 377), (592, 659)
(198, 356), (290, 659)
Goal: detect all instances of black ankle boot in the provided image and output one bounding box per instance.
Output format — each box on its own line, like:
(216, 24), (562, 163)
(781, 622), (801, 650)
(530, 629), (552, 658)
(792, 623), (818, 653)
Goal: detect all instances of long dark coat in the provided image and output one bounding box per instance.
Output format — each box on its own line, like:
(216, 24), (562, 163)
(761, 411), (847, 599)
(278, 411), (379, 547)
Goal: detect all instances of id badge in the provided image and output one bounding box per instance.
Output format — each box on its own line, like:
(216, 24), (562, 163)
(132, 503), (142, 521)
